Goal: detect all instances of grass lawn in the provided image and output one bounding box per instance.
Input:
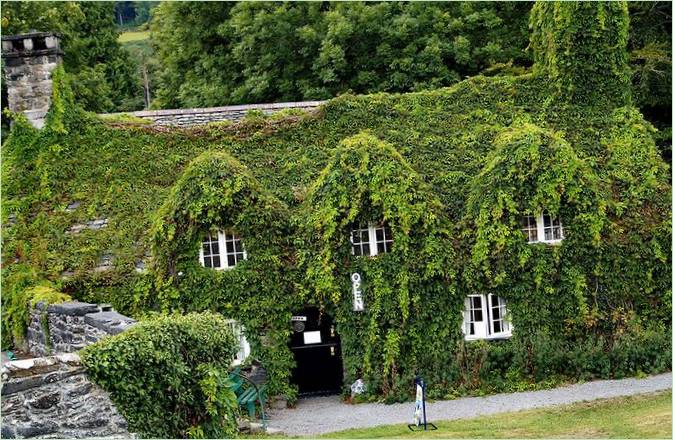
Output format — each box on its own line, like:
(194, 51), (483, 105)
(118, 30), (150, 43)
(323, 391), (672, 439)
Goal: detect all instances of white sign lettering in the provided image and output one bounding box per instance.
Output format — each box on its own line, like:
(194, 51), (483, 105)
(351, 272), (364, 311)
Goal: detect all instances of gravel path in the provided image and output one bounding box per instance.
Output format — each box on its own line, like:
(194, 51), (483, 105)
(267, 373), (671, 436)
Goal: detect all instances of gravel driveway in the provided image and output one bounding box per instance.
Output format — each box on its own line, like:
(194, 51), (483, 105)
(266, 373), (671, 436)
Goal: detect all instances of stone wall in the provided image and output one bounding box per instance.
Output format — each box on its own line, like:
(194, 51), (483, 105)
(102, 100), (326, 128)
(1, 353), (130, 439)
(26, 302), (136, 357)
(1, 32), (63, 129)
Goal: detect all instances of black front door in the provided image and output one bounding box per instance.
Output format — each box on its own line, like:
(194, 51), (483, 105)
(289, 307), (343, 396)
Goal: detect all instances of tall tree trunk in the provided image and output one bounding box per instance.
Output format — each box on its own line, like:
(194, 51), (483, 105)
(142, 65), (151, 109)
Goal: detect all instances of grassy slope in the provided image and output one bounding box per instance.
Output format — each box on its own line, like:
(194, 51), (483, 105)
(118, 30), (150, 43)
(324, 391), (672, 439)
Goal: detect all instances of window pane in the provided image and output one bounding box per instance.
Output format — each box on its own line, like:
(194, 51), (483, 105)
(227, 254), (236, 267)
(376, 228), (384, 241)
(374, 224), (393, 254)
(471, 297), (483, 321)
(362, 243), (370, 256)
(226, 240), (235, 253)
(212, 255), (221, 268)
(204, 257), (213, 268)
(544, 228), (553, 241)
(521, 215), (538, 243)
(234, 239), (243, 253)
(543, 213), (552, 227)
(353, 245), (363, 256)
(529, 229), (538, 242)
(493, 320), (502, 333)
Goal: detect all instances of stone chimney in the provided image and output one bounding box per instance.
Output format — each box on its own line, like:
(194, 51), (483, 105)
(2, 32), (63, 129)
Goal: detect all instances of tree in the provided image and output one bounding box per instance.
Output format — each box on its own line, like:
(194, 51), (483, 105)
(150, 1), (533, 108)
(628, 1), (671, 163)
(1, 1), (143, 112)
(113, 1), (158, 28)
(150, 2), (238, 109)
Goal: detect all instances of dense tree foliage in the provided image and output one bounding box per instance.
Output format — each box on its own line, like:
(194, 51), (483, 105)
(148, 1), (671, 162)
(628, 1), (671, 162)
(114, 1), (158, 28)
(150, 1), (533, 108)
(1, 1), (143, 112)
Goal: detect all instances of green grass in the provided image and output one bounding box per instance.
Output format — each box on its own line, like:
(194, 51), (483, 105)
(118, 30), (149, 43)
(323, 391), (672, 439)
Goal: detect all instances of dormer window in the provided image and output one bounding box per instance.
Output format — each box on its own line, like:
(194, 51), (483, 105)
(520, 212), (564, 244)
(350, 223), (392, 257)
(199, 230), (247, 270)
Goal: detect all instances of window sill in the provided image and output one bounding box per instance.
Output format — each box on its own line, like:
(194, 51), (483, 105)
(464, 333), (512, 342)
(527, 239), (563, 246)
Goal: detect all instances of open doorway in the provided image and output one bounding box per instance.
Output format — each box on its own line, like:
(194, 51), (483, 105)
(289, 306), (343, 396)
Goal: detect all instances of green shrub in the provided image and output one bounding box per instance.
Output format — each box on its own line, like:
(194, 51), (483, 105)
(81, 312), (239, 439)
(447, 325), (671, 397)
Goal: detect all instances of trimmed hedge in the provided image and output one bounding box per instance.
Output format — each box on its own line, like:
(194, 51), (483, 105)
(80, 312), (239, 439)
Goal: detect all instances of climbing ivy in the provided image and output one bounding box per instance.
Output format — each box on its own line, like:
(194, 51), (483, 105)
(148, 150), (297, 398)
(530, 1), (631, 108)
(2, 1), (670, 402)
(296, 132), (460, 395)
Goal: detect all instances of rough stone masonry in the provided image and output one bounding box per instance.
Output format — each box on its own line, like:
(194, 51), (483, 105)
(2, 301), (136, 438)
(1, 353), (130, 439)
(26, 301), (136, 357)
(1, 32), (63, 129)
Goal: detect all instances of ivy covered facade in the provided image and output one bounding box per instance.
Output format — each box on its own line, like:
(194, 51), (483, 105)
(2, 2), (671, 402)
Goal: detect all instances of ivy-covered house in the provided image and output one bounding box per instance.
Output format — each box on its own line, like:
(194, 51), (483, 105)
(2, 2), (671, 402)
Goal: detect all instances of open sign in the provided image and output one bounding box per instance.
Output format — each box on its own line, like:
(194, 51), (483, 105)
(351, 273), (364, 311)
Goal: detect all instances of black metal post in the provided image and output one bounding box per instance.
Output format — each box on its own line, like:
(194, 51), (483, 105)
(422, 380), (427, 430)
(408, 375), (437, 431)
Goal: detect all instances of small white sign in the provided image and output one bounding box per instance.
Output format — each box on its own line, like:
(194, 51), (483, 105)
(303, 330), (322, 344)
(291, 316), (307, 321)
(352, 273), (364, 311)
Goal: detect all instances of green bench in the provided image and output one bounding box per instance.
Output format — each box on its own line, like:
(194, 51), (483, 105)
(229, 368), (267, 420)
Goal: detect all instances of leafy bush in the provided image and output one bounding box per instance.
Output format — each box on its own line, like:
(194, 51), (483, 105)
(452, 325), (671, 396)
(81, 312), (239, 439)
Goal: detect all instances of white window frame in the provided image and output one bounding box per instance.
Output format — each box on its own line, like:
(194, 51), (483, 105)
(462, 294), (512, 341)
(521, 212), (564, 244)
(199, 230), (247, 270)
(224, 319), (251, 366)
(350, 223), (393, 257)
